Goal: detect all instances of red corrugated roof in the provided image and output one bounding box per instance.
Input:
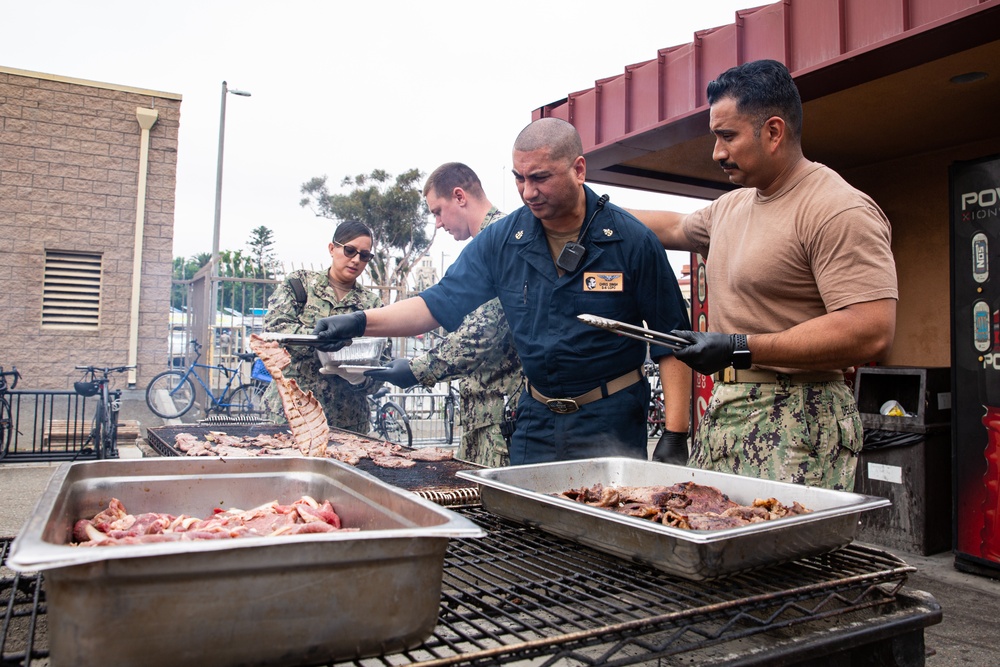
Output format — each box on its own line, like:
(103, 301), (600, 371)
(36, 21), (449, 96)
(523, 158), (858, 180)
(536, 0), (1000, 198)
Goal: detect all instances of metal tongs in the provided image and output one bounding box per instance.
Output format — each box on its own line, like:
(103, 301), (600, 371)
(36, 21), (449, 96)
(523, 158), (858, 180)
(255, 333), (329, 347)
(577, 314), (691, 351)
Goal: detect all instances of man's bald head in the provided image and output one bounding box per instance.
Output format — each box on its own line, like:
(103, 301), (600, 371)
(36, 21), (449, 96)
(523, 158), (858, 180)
(513, 118), (583, 165)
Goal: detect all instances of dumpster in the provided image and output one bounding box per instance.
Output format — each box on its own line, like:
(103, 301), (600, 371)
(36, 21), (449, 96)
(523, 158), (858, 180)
(852, 367), (952, 555)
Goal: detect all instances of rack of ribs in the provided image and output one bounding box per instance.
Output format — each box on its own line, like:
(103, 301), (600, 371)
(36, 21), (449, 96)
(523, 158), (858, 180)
(249, 334), (328, 458)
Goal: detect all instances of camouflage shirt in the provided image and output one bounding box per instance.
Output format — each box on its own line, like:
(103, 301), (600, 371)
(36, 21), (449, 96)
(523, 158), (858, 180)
(261, 269), (389, 435)
(409, 208), (523, 466)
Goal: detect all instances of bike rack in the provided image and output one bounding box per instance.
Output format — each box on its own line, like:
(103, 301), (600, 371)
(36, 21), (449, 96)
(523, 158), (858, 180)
(0, 390), (112, 462)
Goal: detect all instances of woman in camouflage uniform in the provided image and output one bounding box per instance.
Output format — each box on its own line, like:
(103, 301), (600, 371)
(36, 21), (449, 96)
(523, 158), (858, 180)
(261, 221), (390, 434)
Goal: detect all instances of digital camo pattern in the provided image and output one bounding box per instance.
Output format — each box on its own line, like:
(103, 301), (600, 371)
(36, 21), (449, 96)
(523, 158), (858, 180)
(409, 208), (523, 466)
(261, 270), (389, 435)
(689, 379), (862, 490)
(461, 424), (511, 468)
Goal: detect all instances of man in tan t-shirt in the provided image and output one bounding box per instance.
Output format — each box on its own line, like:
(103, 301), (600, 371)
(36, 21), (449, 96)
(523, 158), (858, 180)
(632, 59), (897, 490)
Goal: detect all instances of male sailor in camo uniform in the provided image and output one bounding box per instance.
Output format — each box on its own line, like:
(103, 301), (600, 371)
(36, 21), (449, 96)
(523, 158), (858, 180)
(365, 163), (522, 467)
(632, 60), (897, 490)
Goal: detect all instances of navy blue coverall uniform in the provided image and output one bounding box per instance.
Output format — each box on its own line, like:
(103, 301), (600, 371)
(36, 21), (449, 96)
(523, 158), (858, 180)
(420, 186), (690, 464)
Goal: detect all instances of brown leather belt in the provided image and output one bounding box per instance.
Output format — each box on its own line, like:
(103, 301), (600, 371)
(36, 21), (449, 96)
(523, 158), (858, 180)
(528, 369), (643, 414)
(713, 368), (845, 384)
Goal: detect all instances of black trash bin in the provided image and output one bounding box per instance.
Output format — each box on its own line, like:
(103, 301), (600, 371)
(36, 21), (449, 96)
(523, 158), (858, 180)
(852, 367), (952, 555)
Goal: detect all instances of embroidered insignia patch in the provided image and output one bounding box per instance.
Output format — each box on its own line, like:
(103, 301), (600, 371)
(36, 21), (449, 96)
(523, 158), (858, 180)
(583, 272), (623, 292)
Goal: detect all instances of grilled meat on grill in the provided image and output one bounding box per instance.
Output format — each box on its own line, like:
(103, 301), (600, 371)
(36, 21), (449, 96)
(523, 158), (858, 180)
(558, 482), (811, 531)
(168, 429), (455, 470)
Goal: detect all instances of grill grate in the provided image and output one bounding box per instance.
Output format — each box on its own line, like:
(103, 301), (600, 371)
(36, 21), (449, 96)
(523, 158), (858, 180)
(1, 507), (931, 667)
(0, 540), (46, 667)
(197, 415), (273, 426)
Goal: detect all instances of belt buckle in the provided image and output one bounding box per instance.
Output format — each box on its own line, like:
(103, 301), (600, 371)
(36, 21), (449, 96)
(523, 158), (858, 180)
(546, 398), (579, 414)
(721, 367), (736, 383)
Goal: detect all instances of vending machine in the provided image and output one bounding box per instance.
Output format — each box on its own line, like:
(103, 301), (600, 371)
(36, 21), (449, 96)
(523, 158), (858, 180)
(689, 253), (713, 430)
(950, 153), (1000, 575)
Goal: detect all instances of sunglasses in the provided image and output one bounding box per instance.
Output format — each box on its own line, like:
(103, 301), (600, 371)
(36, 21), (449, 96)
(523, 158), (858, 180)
(333, 241), (374, 263)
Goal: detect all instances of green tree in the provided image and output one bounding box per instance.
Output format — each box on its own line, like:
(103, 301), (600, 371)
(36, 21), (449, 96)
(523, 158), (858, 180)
(300, 168), (434, 303)
(171, 253), (211, 310)
(246, 225), (279, 279)
(218, 249), (253, 314)
(245, 225), (280, 312)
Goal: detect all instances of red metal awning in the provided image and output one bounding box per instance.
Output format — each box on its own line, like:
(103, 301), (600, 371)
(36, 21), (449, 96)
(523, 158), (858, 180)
(535, 0), (1000, 199)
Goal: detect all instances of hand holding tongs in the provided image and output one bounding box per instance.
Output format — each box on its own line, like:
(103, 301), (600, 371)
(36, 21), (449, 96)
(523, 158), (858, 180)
(577, 314), (691, 351)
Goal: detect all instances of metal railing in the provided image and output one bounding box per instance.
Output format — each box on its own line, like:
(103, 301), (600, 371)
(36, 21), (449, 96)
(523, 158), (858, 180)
(0, 390), (113, 463)
(389, 390), (460, 447)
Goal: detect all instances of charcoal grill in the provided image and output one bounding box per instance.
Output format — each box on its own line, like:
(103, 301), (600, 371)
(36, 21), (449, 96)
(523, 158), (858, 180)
(145, 424), (482, 504)
(1, 507), (941, 666)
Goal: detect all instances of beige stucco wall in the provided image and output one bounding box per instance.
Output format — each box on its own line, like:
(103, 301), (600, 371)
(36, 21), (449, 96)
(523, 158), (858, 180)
(0, 67), (181, 389)
(844, 137), (1000, 369)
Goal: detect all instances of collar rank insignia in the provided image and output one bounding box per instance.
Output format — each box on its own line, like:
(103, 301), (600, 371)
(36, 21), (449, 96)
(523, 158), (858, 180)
(515, 230), (524, 239)
(603, 229), (613, 236)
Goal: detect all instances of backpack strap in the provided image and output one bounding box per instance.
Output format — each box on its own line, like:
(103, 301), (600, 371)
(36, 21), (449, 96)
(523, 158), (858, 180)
(288, 276), (307, 312)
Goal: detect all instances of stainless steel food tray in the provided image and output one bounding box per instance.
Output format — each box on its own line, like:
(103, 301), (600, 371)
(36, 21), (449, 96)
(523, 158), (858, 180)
(457, 457), (890, 580)
(317, 335), (387, 366)
(8, 457), (483, 667)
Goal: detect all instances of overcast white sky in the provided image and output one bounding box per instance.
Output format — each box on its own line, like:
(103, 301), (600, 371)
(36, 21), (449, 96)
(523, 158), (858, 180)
(1, 0), (760, 277)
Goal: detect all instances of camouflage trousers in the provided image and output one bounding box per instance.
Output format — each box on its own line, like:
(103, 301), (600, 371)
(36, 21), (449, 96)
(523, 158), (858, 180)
(458, 425), (510, 468)
(690, 379), (862, 490)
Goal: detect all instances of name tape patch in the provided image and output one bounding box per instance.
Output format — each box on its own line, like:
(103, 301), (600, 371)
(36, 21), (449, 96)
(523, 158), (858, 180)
(583, 272), (623, 292)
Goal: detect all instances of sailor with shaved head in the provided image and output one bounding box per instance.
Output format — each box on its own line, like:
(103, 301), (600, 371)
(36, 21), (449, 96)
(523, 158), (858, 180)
(314, 118), (692, 464)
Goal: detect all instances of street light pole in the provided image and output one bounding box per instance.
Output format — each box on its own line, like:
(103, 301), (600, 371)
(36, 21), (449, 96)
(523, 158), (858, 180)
(210, 81), (250, 334)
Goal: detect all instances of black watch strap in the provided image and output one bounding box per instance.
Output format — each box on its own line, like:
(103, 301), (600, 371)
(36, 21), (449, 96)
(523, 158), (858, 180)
(731, 334), (752, 370)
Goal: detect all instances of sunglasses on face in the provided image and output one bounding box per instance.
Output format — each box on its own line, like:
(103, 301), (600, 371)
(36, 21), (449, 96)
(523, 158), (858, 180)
(333, 241), (374, 262)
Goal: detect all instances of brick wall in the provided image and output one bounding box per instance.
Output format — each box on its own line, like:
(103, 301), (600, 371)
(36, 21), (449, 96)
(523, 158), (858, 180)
(0, 67), (181, 390)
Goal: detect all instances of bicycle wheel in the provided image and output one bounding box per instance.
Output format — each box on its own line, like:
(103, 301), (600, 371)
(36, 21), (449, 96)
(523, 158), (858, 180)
(378, 401), (413, 448)
(403, 385), (435, 419)
(227, 382), (269, 417)
(104, 391), (121, 458)
(91, 403), (105, 460)
(146, 370), (196, 419)
(0, 398), (12, 456)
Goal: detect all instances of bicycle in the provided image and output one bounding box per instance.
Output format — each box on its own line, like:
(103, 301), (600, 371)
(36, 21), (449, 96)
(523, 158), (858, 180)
(403, 384), (437, 419)
(74, 365), (133, 459)
(643, 362), (666, 438)
(145, 339), (267, 419)
(368, 386), (413, 448)
(0, 365), (21, 455)
(647, 386), (666, 438)
(403, 381), (458, 445)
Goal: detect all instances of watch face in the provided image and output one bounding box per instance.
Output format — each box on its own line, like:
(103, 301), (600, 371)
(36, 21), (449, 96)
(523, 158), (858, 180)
(732, 349), (752, 370)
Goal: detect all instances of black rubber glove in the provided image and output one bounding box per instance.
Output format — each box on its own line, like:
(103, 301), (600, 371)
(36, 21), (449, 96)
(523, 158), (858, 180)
(651, 430), (689, 465)
(670, 330), (735, 376)
(312, 311), (367, 352)
(364, 358), (418, 389)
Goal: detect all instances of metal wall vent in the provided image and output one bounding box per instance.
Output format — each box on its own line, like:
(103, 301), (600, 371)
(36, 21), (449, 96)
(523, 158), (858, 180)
(42, 250), (102, 328)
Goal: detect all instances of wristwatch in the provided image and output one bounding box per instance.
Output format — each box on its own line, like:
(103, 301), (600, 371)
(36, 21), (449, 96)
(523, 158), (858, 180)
(731, 334), (752, 370)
